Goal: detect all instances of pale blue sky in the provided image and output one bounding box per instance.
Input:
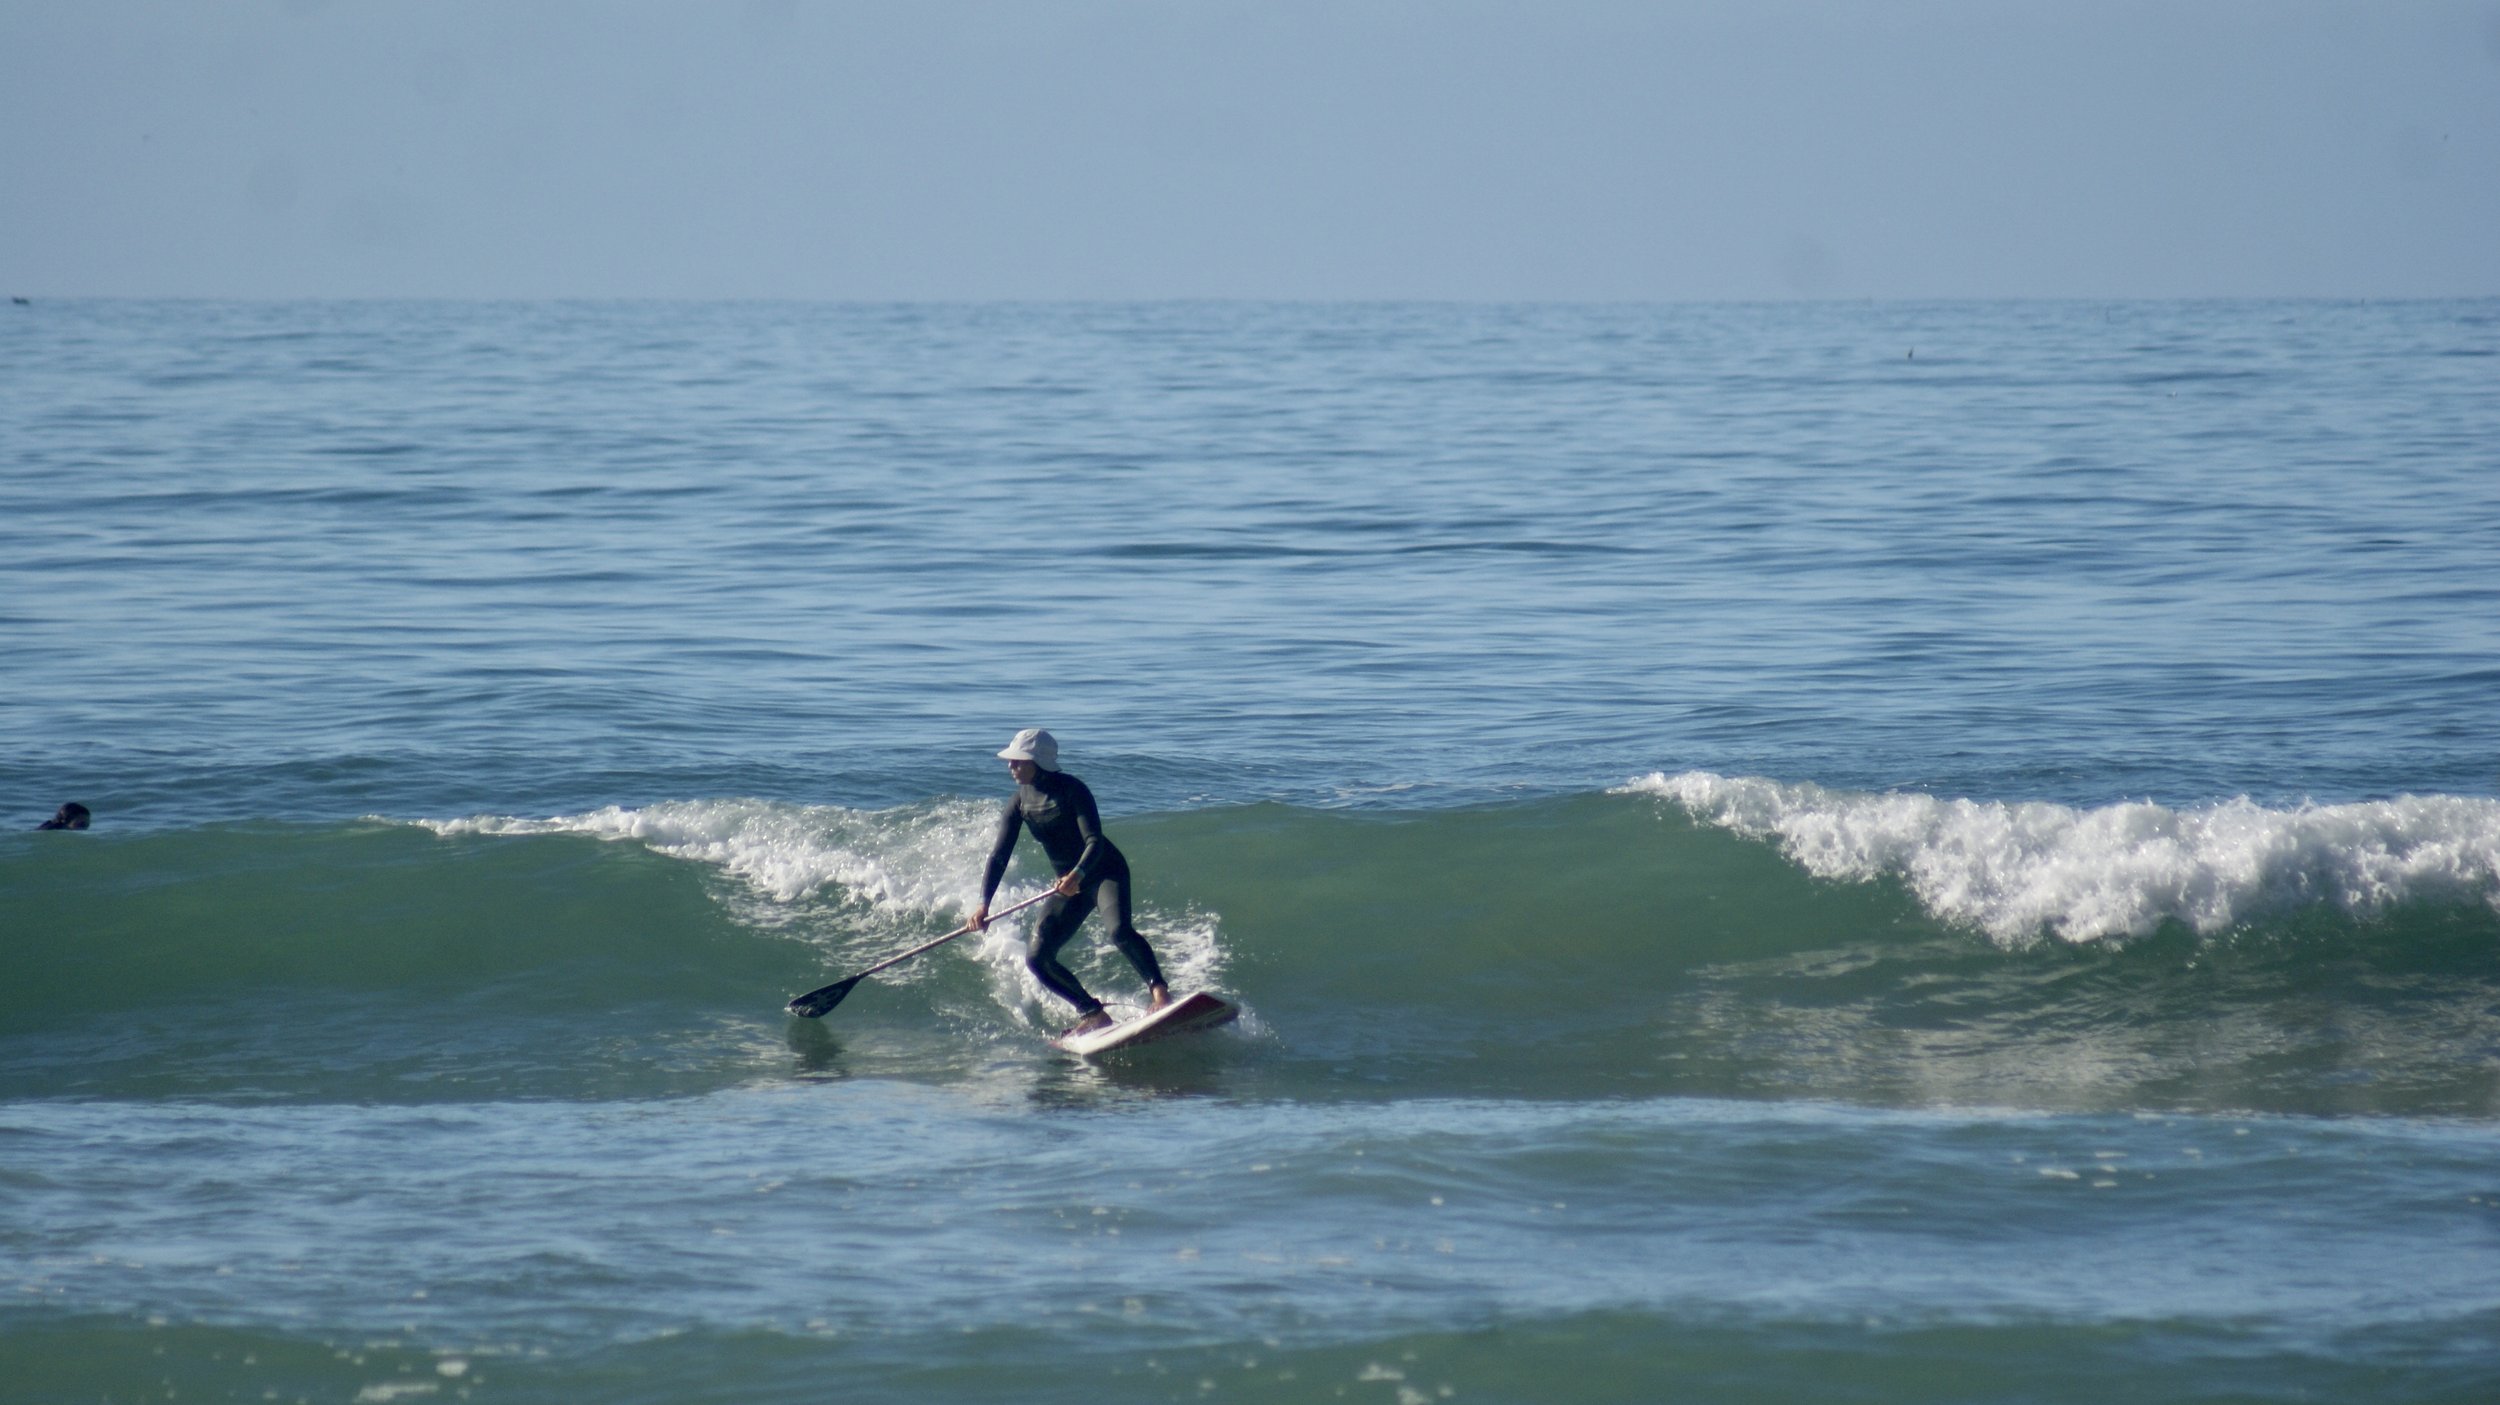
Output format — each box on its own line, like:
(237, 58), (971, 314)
(5, 0), (2496, 299)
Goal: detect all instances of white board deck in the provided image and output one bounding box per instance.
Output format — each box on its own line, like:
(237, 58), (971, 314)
(1052, 991), (1237, 1056)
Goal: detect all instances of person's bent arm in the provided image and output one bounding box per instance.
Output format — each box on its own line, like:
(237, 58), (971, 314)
(973, 801), (1025, 927)
(1069, 783), (1108, 881)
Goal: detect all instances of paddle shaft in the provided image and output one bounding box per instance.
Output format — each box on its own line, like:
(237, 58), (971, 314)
(853, 886), (1055, 982)
(786, 887), (1058, 1016)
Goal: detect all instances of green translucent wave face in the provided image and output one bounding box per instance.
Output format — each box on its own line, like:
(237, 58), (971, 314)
(3, 824), (776, 1011)
(1138, 796), (2500, 1115)
(0, 824), (829, 1103)
(6, 796), (2496, 1114)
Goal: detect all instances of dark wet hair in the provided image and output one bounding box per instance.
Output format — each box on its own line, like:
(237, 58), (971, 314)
(38, 802), (90, 830)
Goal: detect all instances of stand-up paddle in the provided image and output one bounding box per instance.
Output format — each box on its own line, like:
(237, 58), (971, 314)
(786, 889), (1055, 1018)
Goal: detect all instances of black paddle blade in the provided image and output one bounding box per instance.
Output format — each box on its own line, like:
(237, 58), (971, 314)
(786, 975), (862, 1019)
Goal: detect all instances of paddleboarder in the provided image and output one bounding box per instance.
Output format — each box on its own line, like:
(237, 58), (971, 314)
(969, 728), (1170, 1036)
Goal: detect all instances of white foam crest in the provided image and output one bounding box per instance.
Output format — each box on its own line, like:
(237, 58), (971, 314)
(414, 797), (1002, 918)
(413, 799), (1234, 1010)
(1620, 771), (2500, 945)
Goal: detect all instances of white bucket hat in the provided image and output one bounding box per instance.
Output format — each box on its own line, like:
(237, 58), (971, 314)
(996, 727), (1060, 771)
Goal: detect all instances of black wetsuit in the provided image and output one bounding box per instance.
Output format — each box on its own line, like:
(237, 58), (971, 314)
(980, 769), (1165, 1016)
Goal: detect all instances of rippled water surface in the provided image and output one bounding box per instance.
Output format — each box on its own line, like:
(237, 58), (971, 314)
(7, 299), (2497, 821)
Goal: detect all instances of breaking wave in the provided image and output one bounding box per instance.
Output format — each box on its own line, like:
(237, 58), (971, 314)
(1623, 771), (2500, 944)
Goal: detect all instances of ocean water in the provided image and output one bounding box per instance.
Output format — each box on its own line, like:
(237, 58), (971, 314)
(4, 298), (2498, 1403)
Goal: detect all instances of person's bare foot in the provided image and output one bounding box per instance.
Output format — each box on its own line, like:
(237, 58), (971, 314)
(1065, 1010), (1115, 1037)
(1147, 983), (1172, 1012)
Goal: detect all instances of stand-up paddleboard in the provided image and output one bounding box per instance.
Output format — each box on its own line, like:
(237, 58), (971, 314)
(1052, 991), (1236, 1056)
